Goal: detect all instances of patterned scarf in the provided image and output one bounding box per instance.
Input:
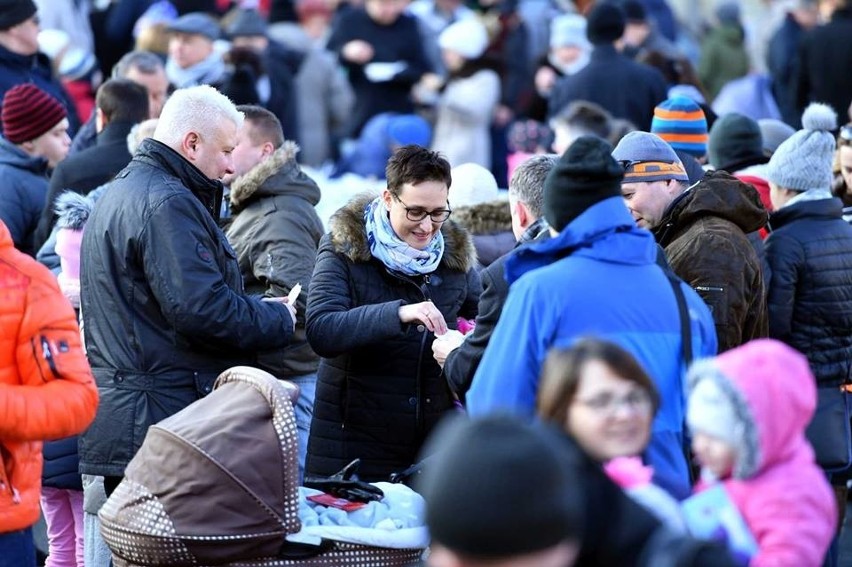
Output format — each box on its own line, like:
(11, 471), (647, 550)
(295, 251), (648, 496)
(364, 197), (444, 276)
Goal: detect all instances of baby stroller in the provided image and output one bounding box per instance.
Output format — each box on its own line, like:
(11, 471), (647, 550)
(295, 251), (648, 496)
(98, 366), (428, 567)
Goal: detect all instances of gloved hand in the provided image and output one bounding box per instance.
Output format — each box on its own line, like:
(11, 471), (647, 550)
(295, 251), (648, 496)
(304, 459), (385, 503)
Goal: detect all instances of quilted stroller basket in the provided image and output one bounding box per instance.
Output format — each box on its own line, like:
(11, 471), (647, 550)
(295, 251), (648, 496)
(99, 366), (426, 566)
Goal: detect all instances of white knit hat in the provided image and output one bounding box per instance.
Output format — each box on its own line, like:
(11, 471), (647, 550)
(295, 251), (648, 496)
(550, 14), (590, 50)
(766, 103), (837, 192)
(438, 18), (489, 61)
(450, 163), (499, 208)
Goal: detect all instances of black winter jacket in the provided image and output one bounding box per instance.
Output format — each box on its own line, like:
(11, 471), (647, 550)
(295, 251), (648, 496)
(548, 44), (668, 131)
(226, 143), (325, 379)
(34, 120), (136, 250)
(42, 436), (82, 491)
(793, 7), (852, 123)
(305, 194), (480, 481)
(79, 139), (294, 477)
(766, 198), (852, 386)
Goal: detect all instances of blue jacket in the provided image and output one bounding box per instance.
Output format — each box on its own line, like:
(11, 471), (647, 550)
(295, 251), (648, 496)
(0, 137), (49, 256)
(0, 46), (80, 136)
(467, 197), (717, 498)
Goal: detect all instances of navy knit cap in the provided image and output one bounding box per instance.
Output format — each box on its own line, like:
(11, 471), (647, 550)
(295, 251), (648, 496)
(544, 135), (624, 232)
(707, 113), (765, 172)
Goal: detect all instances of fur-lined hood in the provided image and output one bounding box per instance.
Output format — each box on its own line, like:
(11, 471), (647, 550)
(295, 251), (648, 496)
(229, 142), (321, 212)
(54, 183), (109, 230)
(451, 200), (513, 235)
(328, 193), (477, 273)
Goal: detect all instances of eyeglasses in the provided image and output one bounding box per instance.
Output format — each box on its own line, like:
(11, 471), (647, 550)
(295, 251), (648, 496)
(394, 195), (452, 223)
(573, 390), (653, 417)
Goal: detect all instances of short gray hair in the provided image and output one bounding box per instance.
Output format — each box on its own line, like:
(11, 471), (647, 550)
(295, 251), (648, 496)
(508, 154), (559, 219)
(113, 50), (165, 78)
(153, 85), (244, 149)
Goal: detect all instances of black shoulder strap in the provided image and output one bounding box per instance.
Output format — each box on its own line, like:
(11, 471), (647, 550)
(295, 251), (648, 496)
(664, 269), (693, 366)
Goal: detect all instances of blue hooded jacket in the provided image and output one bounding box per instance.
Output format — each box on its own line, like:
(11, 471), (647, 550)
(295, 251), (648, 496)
(468, 196), (717, 498)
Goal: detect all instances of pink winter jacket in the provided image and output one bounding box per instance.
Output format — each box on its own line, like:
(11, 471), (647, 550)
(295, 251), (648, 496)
(693, 339), (836, 567)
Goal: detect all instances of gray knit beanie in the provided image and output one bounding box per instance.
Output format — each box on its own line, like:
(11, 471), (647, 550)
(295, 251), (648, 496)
(766, 103), (837, 192)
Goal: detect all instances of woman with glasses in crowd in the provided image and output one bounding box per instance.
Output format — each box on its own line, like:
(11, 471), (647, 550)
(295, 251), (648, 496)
(537, 338), (685, 531)
(304, 145), (481, 481)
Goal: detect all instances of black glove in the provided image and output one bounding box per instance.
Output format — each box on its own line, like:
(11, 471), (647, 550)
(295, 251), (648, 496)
(304, 459), (385, 503)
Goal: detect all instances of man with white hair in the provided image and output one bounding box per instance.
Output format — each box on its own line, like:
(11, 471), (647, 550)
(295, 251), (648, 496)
(79, 85), (297, 495)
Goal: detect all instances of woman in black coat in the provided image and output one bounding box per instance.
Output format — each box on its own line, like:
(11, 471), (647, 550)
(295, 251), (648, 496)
(305, 146), (480, 481)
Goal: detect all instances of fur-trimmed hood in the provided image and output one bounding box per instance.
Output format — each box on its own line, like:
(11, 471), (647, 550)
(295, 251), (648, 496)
(328, 193), (477, 273)
(451, 200), (513, 235)
(229, 142), (321, 212)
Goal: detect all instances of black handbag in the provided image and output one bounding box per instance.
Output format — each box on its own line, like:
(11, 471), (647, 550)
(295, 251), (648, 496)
(805, 386), (852, 473)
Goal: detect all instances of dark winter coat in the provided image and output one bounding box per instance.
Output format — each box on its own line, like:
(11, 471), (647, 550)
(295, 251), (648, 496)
(0, 45), (80, 136)
(653, 171), (769, 352)
(0, 137), (49, 256)
(305, 194), (480, 481)
(548, 44), (668, 131)
(327, 9), (431, 137)
(793, 7), (852, 123)
(34, 120), (135, 250)
(42, 436), (82, 491)
(451, 200), (515, 269)
(766, 197), (852, 387)
(79, 138), (294, 477)
(226, 143), (325, 379)
(767, 13), (807, 127)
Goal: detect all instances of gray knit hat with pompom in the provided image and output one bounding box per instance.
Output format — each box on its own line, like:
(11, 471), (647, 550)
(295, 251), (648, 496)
(766, 103), (837, 192)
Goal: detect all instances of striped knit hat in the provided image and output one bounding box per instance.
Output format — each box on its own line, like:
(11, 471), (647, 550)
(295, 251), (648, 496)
(2, 83), (67, 144)
(650, 96), (708, 159)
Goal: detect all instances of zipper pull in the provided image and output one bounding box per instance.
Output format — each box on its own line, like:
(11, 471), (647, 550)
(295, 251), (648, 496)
(11, 487), (20, 504)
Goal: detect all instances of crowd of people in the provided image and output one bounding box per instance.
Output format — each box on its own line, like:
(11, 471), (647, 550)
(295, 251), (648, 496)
(2, 0), (852, 565)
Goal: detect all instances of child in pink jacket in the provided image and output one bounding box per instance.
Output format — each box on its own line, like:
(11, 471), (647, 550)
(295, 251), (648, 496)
(686, 339), (836, 566)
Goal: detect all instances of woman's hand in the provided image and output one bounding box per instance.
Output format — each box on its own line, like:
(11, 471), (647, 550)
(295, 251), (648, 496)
(399, 301), (448, 335)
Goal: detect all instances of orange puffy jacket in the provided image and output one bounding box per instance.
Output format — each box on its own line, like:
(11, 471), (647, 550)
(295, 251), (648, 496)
(0, 221), (98, 533)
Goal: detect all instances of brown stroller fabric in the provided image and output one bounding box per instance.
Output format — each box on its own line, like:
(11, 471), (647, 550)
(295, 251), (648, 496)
(99, 366), (425, 567)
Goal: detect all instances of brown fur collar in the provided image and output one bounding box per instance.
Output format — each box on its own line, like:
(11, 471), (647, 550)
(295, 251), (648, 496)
(452, 200), (513, 235)
(329, 192), (477, 273)
(229, 141), (300, 211)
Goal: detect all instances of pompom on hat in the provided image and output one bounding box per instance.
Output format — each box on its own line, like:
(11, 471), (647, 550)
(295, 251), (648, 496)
(766, 103), (837, 192)
(2, 83), (68, 144)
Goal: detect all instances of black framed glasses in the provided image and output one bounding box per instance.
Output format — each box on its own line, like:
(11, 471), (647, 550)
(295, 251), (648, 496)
(394, 195), (452, 223)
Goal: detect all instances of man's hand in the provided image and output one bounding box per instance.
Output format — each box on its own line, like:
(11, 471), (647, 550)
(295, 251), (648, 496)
(432, 329), (464, 368)
(342, 40), (374, 65)
(263, 296), (297, 329)
(398, 301), (447, 335)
